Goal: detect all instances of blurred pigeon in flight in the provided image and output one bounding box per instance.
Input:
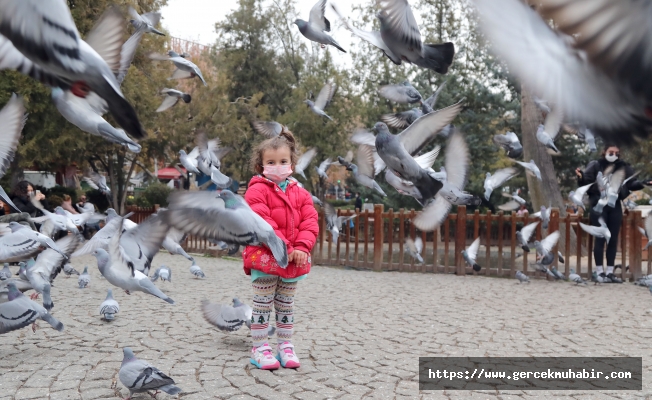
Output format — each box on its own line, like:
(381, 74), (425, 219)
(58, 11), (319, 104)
(128, 6), (164, 36)
(150, 51), (207, 86)
(156, 88), (191, 112)
(305, 82), (336, 120)
(294, 0), (346, 52)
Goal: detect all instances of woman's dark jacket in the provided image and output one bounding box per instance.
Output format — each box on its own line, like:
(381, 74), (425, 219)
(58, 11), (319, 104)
(577, 159), (644, 208)
(10, 196), (49, 217)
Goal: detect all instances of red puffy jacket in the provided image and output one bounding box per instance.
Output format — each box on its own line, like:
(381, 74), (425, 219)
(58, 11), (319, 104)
(242, 176), (319, 279)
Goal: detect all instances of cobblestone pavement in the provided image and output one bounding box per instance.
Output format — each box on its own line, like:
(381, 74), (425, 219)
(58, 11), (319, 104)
(1, 253), (651, 400)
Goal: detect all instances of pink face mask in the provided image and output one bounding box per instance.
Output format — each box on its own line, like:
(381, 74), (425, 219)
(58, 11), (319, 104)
(263, 165), (293, 183)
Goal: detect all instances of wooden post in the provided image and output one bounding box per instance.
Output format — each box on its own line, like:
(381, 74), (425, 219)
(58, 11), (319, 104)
(398, 209), (405, 271)
(387, 209), (394, 270)
(373, 204), (384, 271)
(497, 211), (504, 277)
(564, 214), (571, 277)
(630, 210), (643, 281)
(318, 211), (325, 263)
(549, 208), (560, 274)
(510, 211), (516, 276)
(454, 206), (467, 275)
(485, 210), (492, 276)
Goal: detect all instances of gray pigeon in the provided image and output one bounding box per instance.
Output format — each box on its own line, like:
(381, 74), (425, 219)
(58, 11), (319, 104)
(592, 271), (608, 285)
(385, 169), (424, 203)
(550, 266), (566, 280)
(159, 223), (193, 262)
(311, 196), (323, 207)
(484, 167), (519, 200)
(315, 157), (333, 179)
(119, 347), (181, 399)
(378, 81), (422, 104)
(99, 289), (119, 321)
(179, 149), (200, 175)
(201, 298), (252, 332)
(304, 83), (336, 120)
(533, 230), (560, 268)
(189, 261), (205, 279)
(295, 148), (318, 179)
(0, 263), (10, 280)
(252, 120), (289, 138)
(514, 159), (542, 181)
(128, 6), (164, 36)
(83, 168), (111, 196)
(156, 88), (191, 112)
(63, 263), (79, 277)
(71, 212), (123, 258)
(532, 205), (551, 230)
(162, 190), (289, 267)
(150, 50), (207, 86)
(51, 88), (141, 153)
(564, 123), (597, 152)
(405, 237), (424, 264)
(515, 270), (530, 283)
(0, 282), (63, 334)
(7, 222), (67, 258)
(338, 146), (387, 197)
(579, 218), (611, 244)
(294, 0), (345, 52)
(640, 212), (652, 250)
(150, 266), (171, 283)
(569, 269), (587, 285)
(0, 5), (146, 140)
(324, 203), (356, 244)
(0, 95), (27, 213)
(381, 108), (423, 129)
(537, 121), (559, 154)
(92, 215), (174, 304)
(493, 131), (523, 159)
(376, 0), (455, 73)
(462, 237), (482, 272)
(78, 266), (91, 289)
(119, 213), (169, 275)
(517, 221), (539, 252)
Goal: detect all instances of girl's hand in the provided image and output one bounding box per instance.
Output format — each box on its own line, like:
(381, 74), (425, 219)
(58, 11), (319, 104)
(575, 168), (583, 178)
(289, 250), (308, 266)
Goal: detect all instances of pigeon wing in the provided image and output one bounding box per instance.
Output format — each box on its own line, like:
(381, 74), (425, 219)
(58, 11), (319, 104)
(0, 94), (25, 178)
(540, 230), (560, 253)
(498, 200), (520, 211)
(397, 100), (464, 156)
(413, 145), (440, 170)
(314, 83), (336, 110)
(414, 236), (423, 253)
(252, 121), (283, 138)
(413, 194), (452, 231)
(520, 221), (539, 243)
(444, 130), (470, 189)
(467, 237), (481, 261)
(355, 145), (377, 179)
(308, 0), (329, 31)
(489, 167), (519, 188)
(296, 148), (317, 174)
(156, 93), (180, 112)
(83, 7), (124, 74)
(376, 0), (423, 54)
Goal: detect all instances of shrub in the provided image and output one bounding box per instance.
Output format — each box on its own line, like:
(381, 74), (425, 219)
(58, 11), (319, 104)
(47, 195), (63, 208)
(85, 189), (110, 212)
(139, 182), (171, 208)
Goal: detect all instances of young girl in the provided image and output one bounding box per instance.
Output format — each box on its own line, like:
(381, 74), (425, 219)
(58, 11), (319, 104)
(243, 130), (319, 370)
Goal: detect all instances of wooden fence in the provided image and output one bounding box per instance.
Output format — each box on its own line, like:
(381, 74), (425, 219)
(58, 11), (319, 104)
(124, 205), (649, 281)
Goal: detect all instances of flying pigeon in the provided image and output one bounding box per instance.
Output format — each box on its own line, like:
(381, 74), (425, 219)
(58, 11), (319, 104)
(515, 270), (530, 283)
(381, 108), (423, 129)
(83, 168), (111, 196)
(493, 131), (523, 159)
(294, 0), (346, 52)
(7, 222), (67, 258)
(378, 81), (423, 104)
(78, 266), (91, 289)
(161, 227), (193, 262)
(179, 149), (200, 175)
(0, 282), (63, 334)
(189, 261), (205, 279)
(128, 6), (164, 36)
(605, 168), (628, 208)
(462, 237), (482, 272)
(532, 205), (551, 230)
(304, 83), (336, 120)
(579, 218), (611, 244)
(517, 221), (539, 252)
(0, 95), (26, 212)
(195, 132), (232, 173)
(315, 157), (333, 179)
(514, 159), (542, 181)
(156, 88), (191, 112)
(376, 0), (455, 73)
(338, 145), (387, 197)
(201, 297), (252, 332)
(119, 347), (182, 399)
(295, 148), (318, 179)
(119, 213), (171, 275)
(149, 51), (207, 86)
(564, 123), (597, 152)
(484, 167), (519, 200)
(0, 5), (146, 140)
(405, 237), (424, 264)
(639, 212), (652, 251)
(569, 183), (594, 210)
(150, 266), (171, 283)
(99, 289), (119, 321)
(533, 230), (560, 269)
(162, 190), (289, 268)
(252, 120), (290, 138)
(63, 263), (79, 277)
(311, 196), (323, 207)
(324, 203), (356, 244)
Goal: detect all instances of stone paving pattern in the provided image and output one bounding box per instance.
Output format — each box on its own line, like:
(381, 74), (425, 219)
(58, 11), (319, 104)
(1, 253), (651, 399)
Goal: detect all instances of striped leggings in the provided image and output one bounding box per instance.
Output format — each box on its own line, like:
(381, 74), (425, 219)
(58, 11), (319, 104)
(251, 276), (297, 347)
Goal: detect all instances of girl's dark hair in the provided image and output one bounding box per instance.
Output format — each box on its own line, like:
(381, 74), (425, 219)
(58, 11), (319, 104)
(601, 143), (620, 158)
(249, 130), (299, 174)
(12, 180), (33, 198)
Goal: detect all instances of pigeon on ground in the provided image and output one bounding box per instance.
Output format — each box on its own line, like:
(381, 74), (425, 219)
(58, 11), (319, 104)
(0, 5), (146, 140)
(150, 50), (207, 86)
(252, 120), (290, 138)
(83, 169), (111, 196)
(312, 196), (323, 207)
(338, 146), (387, 197)
(514, 159), (542, 181)
(99, 289), (119, 321)
(324, 203), (356, 244)
(493, 131), (523, 159)
(462, 237), (482, 272)
(0, 263), (10, 280)
(569, 269), (587, 285)
(78, 266), (91, 289)
(128, 6), (164, 36)
(532, 205), (551, 230)
(0, 283), (63, 334)
(579, 218), (612, 245)
(484, 167), (519, 200)
(639, 212), (652, 250)
(405, 237), (424, 264)
(376, 0), (455, 73)
(471, 0), (652, 145)
(315, 157), (333, 179)
(162, 190), (289, 268)
(63, 263), (79, 277)
(515, 270), (530, 283)
(92, 215), (174, 304)
(151, 266), (171, 283)
(378, 81), (423, 104)
(517, 221), (539, 252)
(550, 266), (566, 280)
(295, 148), (318, 179)
(119, 347), (181, 400)
(189, 261), (205, 279)
(592, 271), (608, 285)
(156, 88), (191, 112)
(304, 83), (336, 120)
(294, 0), (345, 52)
(179, 149), (200, 175)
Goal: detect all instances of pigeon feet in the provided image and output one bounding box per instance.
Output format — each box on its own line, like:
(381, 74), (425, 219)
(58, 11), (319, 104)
(29, 292), (40, 300)
(31, 322), (39, 333)
(148, 390), (160, 398)
(111, 378), (117, 389)
(124, 290), (131, 295)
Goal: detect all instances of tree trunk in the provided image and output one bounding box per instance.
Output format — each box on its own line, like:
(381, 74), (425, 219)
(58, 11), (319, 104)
(521, 85), (581, 255)
(120, 156), (138, 215)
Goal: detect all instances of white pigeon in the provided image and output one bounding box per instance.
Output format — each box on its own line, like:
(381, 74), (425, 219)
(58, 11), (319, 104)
(315, 157), (333, 179)
(579, 218), (612, 244)
(639, 212), (652, 251)
(304, 83), (336, 120)
(514, 159), (542, 181)
(405, 237), (424, 264)
(569, 183), (594, 210)
(295, 148), (318, 179)
(462, 237), (482, 272)
(517, 221), (539, 253)
(150, 266), (171, 283)
(484, 167), (519, 200)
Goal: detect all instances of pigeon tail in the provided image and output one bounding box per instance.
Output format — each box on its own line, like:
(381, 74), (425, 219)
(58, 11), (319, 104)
(472, 263), (481, 272)
(329, 37), (346, 53)
(417, 42), (455, 74)
(266, 235), (289, 268)
(41, 313), (64, 331)
(159, 384), (182, 395)
(182, 94), (192, 103)
(521, 245), (530, 253)
(95, 81), (146, 140)
(104, 313), (115, 321)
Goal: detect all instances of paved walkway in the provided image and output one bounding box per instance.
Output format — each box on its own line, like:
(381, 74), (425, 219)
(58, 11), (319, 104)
(0, 253), (651, 399)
